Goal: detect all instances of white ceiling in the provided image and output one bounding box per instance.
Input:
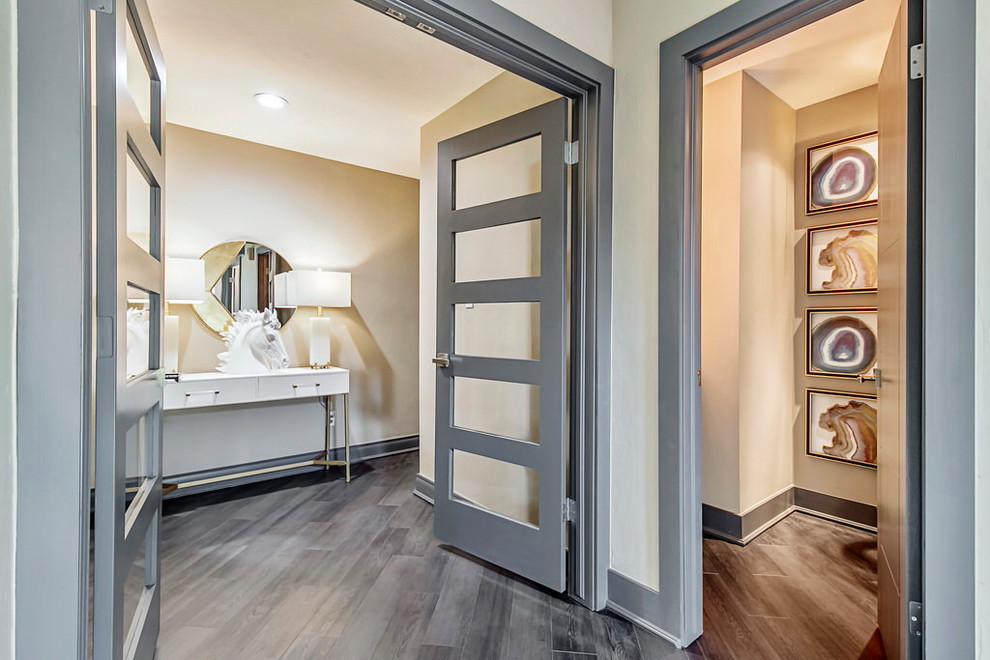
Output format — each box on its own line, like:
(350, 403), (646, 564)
(147, 0), (504, 178)
(703, 0), (901, 109)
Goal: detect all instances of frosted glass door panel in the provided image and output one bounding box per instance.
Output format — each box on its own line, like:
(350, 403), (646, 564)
(452, 449), (539, 527)
(122, 523), (153, 649)
(454, 136), (542, 209)
(125, 19), (153, 132)
(453, 376), (539, 444)
(455, 302), (540, 360)
(126, 152), (156, 254)
(454, 219), (540, 282)
(126, 286), (154, 380)
(124, 414), (150, 500)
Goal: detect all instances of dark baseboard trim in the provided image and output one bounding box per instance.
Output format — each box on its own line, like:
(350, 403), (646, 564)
(606, 570), (681, 647)
(703, 486), (877, 544)
(414, 474), (435, 505)
(328, 435), (419, 462)
(793, 486), (877, 529)
(163, 436), (419, 498)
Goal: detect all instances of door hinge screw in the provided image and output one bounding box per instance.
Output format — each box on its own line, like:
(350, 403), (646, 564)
(909, 601), (923, 638)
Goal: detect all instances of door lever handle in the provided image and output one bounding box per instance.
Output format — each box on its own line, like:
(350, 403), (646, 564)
(859, 368), (881, 386)
(432, 353), (450, 368)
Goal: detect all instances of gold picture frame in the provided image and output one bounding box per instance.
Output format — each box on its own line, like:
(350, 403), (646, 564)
(805, 307), (878, 379)
(806, 219), (879, 295)
(806, 389), (878, 469)
(806, 131), (879, 215)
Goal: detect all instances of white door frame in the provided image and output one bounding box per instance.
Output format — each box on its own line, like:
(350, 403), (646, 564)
(654, 0), (976, 653)
(14, 1), (615, 655)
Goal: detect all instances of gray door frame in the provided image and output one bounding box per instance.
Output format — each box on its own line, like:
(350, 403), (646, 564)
(14, 1), (614, 654)
(656, 0), (975, 653)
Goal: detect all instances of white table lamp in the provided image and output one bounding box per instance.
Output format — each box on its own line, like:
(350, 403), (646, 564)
(164, 257), (205, 373)
(275, 270), (351, 368)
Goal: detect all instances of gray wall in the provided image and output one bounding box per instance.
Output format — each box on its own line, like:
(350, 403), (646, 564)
(0, 0), (15, 654)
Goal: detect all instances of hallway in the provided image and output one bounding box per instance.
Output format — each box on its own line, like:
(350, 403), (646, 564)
(155, 453), (882, 659)
(156, 453), (682, 659)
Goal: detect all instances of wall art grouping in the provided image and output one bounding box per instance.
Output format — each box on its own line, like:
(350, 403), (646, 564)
(806, 308), (878, 378)
(806, 389), (878, 468)
(806, 131), (879, 214)
(806, 219), (879, 294)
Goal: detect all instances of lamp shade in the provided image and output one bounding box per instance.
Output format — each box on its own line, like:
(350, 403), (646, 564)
(165, 257), (206, 304)
(275, 270), (351, 308)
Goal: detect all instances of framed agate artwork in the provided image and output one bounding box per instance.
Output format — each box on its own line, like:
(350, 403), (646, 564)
(807, 219), (878, 294)
(806, 390), (878, 468)
(806, 132), (879, 214)
(806, 308), (878, 379)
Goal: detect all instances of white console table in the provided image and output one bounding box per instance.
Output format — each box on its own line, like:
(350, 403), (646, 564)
(163, 367), (351, 492)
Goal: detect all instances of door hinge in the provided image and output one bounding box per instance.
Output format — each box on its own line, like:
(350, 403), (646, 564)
(909, 43), (925, 79)
(96, 316), (114, 359)
(89, 0), (112, 13)
(696, 370), (702, 387)
(562, 498), (578, 522)
(908, 601), (923, 639)
(564, 141), (579, 165)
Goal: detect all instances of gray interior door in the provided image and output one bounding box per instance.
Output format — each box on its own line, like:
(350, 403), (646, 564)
(434, 98), (570, 591)
(94, 0), (167, 657)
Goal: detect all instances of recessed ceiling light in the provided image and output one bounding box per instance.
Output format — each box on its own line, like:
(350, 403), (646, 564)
(254, 93), (289, 109)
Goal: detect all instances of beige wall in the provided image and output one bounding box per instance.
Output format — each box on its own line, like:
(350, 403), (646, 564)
(701, 73), (796, 514)
(738, 75), (796, 511)
(418, 72), (559, 520)
(976, 1), (989, 653)
(610, 0), (741, 590)
(0, 0), (15, 654)
(793, 86), (879, 506)
(700, 74), (743, 512)
(165, 125), (420, 447)
(492, 0), (613, 65)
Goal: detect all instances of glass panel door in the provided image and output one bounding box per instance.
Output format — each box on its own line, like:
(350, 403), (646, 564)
(94, 0), (167, 657)
(434, 98), (569, 591)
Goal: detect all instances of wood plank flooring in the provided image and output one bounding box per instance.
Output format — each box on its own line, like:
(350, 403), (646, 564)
(156, 453), (883, 659)
(693, 512), (885, 660)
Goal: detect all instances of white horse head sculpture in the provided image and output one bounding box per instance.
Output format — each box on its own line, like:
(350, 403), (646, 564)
(217, 308), (290, 374)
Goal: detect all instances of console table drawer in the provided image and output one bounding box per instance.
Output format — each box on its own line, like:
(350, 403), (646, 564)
(258, 370), (349, 400)
(164, 378), (258, 409)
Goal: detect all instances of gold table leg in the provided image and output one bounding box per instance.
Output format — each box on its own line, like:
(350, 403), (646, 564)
(313, 393), (351, 482)
(323, 395), (331, 472)
(344, 393), (351, 483)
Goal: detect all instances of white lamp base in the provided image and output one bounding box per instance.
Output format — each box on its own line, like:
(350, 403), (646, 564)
(164, 315), (180, 373)
(309, 316), (332, 368)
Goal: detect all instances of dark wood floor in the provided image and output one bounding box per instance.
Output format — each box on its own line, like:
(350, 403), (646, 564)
(157, 453), (883, 659)
(695, 513), (885, 660)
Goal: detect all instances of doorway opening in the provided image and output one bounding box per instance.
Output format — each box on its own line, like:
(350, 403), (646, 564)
(659, 0), (922, 654)
(81, 0), (616, 655)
